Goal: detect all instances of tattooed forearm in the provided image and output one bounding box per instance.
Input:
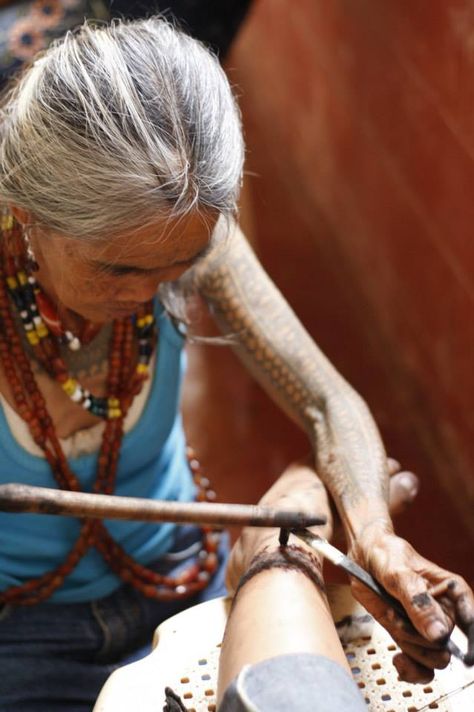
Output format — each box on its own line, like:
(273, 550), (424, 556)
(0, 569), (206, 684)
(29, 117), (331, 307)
(195, 224), (392, 541)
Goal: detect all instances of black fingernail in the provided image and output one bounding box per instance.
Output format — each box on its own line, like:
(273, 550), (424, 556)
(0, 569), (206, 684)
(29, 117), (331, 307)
(464, 652), (474, 666)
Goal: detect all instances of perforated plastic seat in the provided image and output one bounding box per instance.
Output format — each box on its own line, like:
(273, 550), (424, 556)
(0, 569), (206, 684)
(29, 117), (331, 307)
(94, 585), (474, 712)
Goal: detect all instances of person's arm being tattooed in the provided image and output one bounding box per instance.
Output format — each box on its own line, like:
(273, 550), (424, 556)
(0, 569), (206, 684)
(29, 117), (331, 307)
(194, 222), (474, 683)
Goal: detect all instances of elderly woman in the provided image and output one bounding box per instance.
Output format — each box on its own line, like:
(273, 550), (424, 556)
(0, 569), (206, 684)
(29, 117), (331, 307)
(0, 17), (472, 711)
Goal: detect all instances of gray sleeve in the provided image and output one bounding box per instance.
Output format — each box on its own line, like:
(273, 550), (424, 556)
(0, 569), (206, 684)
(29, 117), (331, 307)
(218, 653), (367, 712)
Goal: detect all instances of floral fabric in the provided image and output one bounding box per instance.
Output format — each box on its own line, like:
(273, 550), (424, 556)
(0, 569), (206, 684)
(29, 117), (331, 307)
(0, 0), (108, 86)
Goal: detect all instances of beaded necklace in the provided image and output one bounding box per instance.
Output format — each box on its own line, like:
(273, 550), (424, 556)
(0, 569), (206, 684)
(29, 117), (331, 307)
(5, 260), (156, 420)
(0, 216), (220, 605)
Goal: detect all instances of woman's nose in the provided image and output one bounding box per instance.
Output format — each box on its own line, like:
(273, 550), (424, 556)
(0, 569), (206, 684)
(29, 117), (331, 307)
(115, 276), (161, 303)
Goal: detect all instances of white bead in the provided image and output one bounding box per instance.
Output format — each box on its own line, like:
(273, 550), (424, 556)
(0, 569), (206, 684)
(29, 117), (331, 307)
(71, 387), (83, 403)
(82, 398), (92, 409)
(66, 331), (81, 351)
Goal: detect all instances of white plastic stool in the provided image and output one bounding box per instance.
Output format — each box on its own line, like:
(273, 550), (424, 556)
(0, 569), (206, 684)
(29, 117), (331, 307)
(94, 585), (474, 712)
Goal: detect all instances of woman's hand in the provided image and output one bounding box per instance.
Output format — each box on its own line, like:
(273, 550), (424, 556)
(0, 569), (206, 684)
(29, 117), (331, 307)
(349, 528), (474, 682)
(226, 459), (333, 595)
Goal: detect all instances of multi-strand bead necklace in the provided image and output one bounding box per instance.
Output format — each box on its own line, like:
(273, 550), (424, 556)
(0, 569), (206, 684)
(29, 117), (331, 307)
(0, 215), (220, 605)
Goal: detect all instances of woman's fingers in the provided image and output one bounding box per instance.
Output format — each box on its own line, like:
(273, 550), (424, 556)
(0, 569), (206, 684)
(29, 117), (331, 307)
(360, 536), (454, 643)
(386, 458), (401, 476)
(387, 471), (419, 517)
(393, 652), (435, 684)
(392, 641), (450, 671)
(429, 574), (474, 663)
(399, 580), (453, 643)
(351, 579), (452, 671)
(349, 533), (474, 678)
(375, 605), (449, 650)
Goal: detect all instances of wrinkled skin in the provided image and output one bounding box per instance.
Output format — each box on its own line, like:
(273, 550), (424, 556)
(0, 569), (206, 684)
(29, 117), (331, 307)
(350, 530), (474, 681)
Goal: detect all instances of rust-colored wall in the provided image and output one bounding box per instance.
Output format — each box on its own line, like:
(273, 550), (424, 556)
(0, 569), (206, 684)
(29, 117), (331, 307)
(184, 0), (474, 581)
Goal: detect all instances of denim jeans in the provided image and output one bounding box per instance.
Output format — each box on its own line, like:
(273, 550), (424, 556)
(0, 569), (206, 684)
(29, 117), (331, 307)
(219, 654), (367, 712)
(0, 526), (229, 712)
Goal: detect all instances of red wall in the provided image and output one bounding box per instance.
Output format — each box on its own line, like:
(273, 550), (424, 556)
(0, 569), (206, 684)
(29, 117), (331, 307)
(184, 1), (474, 581)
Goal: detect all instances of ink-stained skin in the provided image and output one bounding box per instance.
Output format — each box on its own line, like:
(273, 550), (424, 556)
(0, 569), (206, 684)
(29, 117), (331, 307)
(412, 592), (434, 609)
(233, 544), (325, 602)
(335, 614), (373, 630)
(195, 223), (390, 539)
(195, 223), (474, 681)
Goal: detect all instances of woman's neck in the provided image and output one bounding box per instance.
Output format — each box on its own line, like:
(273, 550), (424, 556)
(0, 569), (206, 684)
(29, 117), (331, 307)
(33, 268), (105, 344)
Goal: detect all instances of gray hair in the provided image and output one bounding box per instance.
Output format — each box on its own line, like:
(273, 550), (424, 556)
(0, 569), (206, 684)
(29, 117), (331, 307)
(0, 17), (244, 239)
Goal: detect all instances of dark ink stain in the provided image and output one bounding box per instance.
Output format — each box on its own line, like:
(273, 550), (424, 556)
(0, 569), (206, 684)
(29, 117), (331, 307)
(233, 544), (325, 603)
(37, 498), (63, 515)
(335, 614), (372, 629)
(412, 592), (432, 609)
(279, 528), (289, 547)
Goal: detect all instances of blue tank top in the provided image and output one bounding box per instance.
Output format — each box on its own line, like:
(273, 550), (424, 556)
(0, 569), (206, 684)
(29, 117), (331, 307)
(0, 302), (195, 602)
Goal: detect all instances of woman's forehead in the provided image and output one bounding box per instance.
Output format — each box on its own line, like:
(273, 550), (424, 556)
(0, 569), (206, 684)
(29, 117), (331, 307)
(62, 212), (218, 268)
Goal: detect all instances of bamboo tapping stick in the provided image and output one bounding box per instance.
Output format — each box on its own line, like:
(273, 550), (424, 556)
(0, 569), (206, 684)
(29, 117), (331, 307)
(0, 483), (327, 529)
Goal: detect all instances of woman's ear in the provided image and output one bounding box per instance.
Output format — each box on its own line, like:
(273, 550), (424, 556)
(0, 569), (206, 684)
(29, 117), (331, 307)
(10, 206), (31, 226)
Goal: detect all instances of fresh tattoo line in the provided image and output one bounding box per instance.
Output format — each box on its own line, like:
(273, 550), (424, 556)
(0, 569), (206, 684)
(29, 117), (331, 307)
(232, 544), (325, 603)
(195, 225), (390, 537)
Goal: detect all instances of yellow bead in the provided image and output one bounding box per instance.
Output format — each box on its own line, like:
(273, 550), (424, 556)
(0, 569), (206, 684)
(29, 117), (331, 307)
(136, 363), (148, 375)
(108, 408), (122, 419)
(1, 214), (13, 231)
(62, 378), (77, 396)
(18, 271), (27, 286)
(26, 331), (39, 346)
(108, 397), (120, 408)
(37, 323), (48, 338)
(137, 314), (153, 326)
(6, 277), (17, 290)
